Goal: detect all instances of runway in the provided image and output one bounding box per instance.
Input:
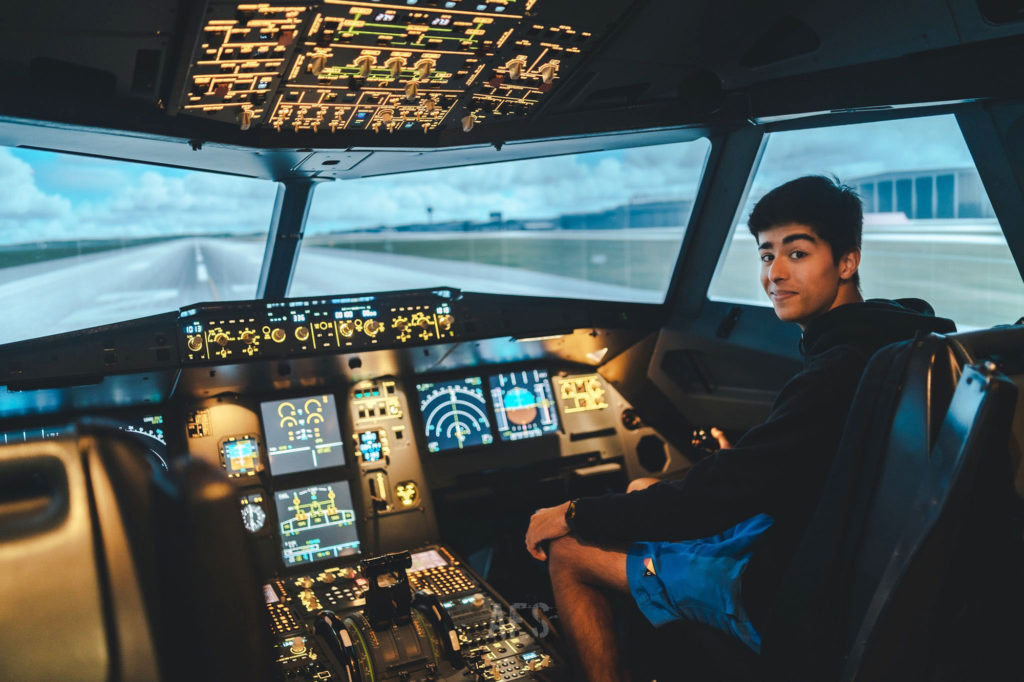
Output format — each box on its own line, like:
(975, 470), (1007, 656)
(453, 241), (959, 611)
(0, 237), (657, 344)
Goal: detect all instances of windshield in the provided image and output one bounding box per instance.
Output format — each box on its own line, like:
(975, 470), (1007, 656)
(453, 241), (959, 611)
(0, 147), (278, 344)
(290, 138), (712, 303)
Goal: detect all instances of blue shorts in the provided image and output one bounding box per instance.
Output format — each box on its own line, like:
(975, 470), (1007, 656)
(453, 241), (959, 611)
(627, 513), (773, 653)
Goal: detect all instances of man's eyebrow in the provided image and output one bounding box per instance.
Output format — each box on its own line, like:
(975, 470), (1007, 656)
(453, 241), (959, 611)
(758, 233), (818, 250)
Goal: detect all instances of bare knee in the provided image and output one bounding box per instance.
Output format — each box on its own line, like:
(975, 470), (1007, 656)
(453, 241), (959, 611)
(548, 535), (582, 577)
(627, 476), (660, 493)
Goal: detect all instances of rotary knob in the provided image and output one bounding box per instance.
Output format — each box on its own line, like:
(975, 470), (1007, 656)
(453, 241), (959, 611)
(438, 314), (454, 330)
(414, 58), (434, 79)
(507, 59), (525, 80)
(339, 321), (354, 337)
(321, 572), (336, 584)
(271, 328), (286, 343)
(297, 576), (314, 589)
(240, 330), (255, 344)
(418, 318), (431, 329)
(339, 567), (358, 580)
(384, 56), (405, 79)
(355, 55), (375, 79)
(295, 326), (310, 342)
(289, 637), (306, 655)
(471, 593), (486, 609)
(364, 319), (381, 336)
(238, 108), (254, 131)
(187, 335), (203, 352)
(214, 333), (229, 347)
(308, 52), (327, 77)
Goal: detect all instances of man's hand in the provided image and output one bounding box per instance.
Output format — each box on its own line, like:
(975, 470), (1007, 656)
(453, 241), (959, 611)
(525, 501), (571, 562)
(711, 427), (731, 450)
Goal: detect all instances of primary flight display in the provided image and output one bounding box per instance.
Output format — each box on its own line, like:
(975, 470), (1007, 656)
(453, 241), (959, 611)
(489, 369), (559, 441)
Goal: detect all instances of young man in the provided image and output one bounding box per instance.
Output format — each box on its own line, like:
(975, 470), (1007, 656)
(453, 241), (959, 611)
(524, 176), (956, 681)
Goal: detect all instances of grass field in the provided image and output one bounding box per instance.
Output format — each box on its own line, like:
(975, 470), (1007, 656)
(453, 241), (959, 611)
(304, 231), (684, 293)
(0, 237), (182, 270)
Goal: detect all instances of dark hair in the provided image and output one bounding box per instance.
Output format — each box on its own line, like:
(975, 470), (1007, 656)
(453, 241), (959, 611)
(747, 175), (863, 287)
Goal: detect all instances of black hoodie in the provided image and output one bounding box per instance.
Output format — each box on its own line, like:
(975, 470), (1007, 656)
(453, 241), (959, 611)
(570, 300), (955, 625)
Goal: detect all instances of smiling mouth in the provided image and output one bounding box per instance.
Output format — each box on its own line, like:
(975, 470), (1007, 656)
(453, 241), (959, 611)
(770, 291), (798, 300)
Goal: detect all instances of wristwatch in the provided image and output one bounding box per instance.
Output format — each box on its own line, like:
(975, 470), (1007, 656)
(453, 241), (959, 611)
(564, 499), (579, 533)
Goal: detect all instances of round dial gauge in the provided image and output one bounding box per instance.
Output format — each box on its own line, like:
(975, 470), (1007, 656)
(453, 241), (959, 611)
(241, 494), (267, 533)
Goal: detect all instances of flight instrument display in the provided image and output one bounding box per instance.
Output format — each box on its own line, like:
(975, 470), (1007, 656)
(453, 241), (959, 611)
(220, 435), (262, 478)
(489, 369), (559, 441)
(261, 395), (345, 475)
(416, 377), (494, 452)
(275, 481), (360, 566)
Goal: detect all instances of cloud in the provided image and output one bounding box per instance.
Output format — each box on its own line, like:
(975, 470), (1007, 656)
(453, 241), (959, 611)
(308, 139), (711, 232)
(71, 171), (278, 238)
(0, 114), (983, 244)
(749, 115), (971, 196)
(0, 149), (73, 242)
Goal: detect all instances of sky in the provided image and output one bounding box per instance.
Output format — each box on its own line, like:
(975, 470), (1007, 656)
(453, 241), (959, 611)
(0, 113), (978, 246)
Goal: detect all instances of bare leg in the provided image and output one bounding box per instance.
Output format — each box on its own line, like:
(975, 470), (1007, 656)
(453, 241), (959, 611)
(548, 535), (631, 682)
(626, 477), (660, 493)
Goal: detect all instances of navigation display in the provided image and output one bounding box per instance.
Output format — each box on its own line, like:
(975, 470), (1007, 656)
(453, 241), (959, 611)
(275, 481), (360, 566)
(260, 395), (345, 475)
(489, 370), (560, 441)
(416, 377), (494, 452)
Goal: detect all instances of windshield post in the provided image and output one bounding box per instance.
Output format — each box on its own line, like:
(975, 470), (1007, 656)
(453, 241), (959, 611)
(258, 178), (323, 299)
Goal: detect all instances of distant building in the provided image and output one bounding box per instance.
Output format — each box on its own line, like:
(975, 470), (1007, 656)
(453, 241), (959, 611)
(558, 199), (694, 230)
(849, 168), (995, 219)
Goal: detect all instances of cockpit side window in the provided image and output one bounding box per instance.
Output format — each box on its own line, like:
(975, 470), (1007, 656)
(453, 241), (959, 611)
(708, 115), (1024, 330)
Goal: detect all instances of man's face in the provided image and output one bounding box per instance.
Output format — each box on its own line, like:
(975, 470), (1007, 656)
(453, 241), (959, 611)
(757, 222), (852, 327)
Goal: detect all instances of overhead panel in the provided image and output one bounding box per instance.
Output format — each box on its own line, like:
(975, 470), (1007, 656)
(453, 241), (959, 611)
(177, 0), (615, 136)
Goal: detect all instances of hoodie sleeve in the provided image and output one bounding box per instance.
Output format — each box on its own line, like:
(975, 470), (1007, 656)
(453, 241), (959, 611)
(571, 346), (867, 544)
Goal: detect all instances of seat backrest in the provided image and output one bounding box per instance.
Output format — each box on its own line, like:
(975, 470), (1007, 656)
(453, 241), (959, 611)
(841, 359), (1018, 681)
(765, 333), (961, 674)
(0, 423), (276, 682)
(765, 326), (1023, 680)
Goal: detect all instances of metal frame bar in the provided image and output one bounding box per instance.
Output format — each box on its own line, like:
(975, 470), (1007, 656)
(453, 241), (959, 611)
(664, 125), (766, 318)
(256, 178), (323, 299)
(956, 101), (1024, 282)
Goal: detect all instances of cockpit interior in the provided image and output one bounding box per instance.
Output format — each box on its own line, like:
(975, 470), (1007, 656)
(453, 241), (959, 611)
(1, 1), (1023, 680)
